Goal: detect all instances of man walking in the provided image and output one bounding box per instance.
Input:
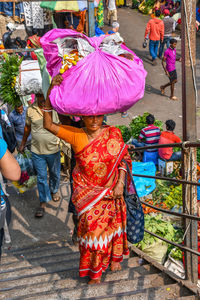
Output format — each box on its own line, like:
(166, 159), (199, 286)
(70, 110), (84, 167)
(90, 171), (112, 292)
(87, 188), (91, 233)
(9, 104), (31, 148)
(158, 9), (175, 59)
(19, 94), (61, 218)
(144, 10), (164, 65)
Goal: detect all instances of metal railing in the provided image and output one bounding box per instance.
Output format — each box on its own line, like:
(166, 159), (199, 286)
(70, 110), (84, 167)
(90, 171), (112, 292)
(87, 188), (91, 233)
(128, 141), (200, 285)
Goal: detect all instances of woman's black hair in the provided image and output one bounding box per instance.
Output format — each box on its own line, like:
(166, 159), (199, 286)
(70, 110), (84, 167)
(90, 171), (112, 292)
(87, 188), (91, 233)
(166, 119), (176, 131)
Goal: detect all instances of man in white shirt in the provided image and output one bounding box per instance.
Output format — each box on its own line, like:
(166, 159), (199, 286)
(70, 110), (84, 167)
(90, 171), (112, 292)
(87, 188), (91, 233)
(107, 0), (117, 26)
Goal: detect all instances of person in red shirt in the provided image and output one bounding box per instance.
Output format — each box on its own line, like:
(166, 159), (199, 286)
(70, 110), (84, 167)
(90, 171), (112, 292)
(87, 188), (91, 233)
(158, 119), (181, 161)
(144, 10), (164, 65)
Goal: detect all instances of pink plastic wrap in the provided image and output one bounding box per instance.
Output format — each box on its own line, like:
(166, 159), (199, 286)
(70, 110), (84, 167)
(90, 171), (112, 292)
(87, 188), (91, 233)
(40, 29), (147, 116)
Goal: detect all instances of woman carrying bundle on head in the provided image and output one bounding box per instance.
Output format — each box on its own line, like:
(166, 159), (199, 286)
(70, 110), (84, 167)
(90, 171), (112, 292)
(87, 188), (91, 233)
(43, 74), (132, 284)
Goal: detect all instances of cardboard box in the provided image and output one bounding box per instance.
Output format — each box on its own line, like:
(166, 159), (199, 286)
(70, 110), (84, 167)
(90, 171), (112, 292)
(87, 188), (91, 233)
(158, 159), (174, 176)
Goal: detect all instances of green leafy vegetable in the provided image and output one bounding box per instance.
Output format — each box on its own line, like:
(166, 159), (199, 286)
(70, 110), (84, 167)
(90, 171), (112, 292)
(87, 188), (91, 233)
(116, 125), (132, 143)
(0, 53), (23, 108)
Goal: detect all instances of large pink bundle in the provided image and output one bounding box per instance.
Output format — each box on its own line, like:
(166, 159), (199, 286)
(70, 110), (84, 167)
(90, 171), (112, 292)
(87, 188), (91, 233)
(40, 29), (147, 115)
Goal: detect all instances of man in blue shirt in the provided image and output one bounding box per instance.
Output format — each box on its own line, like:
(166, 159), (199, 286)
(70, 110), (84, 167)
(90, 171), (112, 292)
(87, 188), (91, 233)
(9, 105), (31, 147)
(0, 109), (11, 139)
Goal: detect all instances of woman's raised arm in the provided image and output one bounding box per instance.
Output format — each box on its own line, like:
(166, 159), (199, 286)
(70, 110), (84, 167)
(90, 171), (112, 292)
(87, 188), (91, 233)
(43, 75), (63, 135)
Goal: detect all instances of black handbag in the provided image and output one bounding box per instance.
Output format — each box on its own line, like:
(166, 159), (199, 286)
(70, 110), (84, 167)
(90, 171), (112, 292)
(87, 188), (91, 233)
(122, 159), (144, 244)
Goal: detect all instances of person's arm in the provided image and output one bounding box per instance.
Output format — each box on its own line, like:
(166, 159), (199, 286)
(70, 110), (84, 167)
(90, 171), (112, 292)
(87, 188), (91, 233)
(0, 147), (21, 181)
(43, 75), (63, 136)
(162, 56), (169, 76)
(160, 21), (164, 42)
(19, 124), (31, 153)
(113, 169), (126, 199)
(138, 129), (145, 141)
(144, 21), (150, 39)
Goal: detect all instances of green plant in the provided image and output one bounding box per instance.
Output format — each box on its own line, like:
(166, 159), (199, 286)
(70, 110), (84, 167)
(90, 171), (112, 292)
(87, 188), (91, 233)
(0, 53), (23, 108)
(116, 125), (132, 143)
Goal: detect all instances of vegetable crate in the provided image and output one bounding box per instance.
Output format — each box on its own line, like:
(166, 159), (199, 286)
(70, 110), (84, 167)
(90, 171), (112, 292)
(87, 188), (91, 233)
(158, 158), (174, 176)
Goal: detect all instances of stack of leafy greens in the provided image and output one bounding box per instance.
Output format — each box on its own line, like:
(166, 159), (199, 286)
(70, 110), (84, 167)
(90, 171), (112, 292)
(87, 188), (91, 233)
(116, 125), (132, 143)
(135, 214), (183, 252)
(0, 53), (23, 108)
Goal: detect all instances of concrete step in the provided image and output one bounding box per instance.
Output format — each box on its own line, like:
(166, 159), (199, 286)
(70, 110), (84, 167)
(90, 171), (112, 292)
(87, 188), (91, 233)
(7, 280), (193, 300)
(0, 250), (80, 271)
(1, 241), (78, 264)
(0, 256), (143, 289)
(0, 263), (160, 299)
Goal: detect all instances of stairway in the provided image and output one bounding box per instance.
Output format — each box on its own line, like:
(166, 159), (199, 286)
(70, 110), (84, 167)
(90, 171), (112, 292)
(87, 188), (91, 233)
(0, 240), (197, 300)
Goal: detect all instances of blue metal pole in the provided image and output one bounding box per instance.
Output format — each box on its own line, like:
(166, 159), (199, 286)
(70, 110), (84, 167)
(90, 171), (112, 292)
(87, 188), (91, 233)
(88, 0), (95, 37)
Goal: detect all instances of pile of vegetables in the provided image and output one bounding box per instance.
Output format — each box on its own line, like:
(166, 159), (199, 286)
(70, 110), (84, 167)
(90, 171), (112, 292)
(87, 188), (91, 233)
(138, 0), (155, 15)
(151, 180), (182, 209)
(142, 198), (169, 214)
(135, 214), (182, 250)
(0, 53), (23, 107)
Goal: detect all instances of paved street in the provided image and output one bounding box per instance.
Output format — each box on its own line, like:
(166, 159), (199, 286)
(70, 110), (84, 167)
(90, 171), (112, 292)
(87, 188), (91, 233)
(5, 7), (200, 251)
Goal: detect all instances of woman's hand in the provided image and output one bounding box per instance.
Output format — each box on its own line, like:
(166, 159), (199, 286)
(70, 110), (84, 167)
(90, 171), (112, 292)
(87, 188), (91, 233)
(50, 74), (63, 89)
(113, 181), (124, 199)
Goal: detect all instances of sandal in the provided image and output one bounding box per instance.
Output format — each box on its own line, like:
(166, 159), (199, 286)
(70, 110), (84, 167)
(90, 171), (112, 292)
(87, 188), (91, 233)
(170, 96), (178, 101)
(35, 207), (45, 218)
(51, 192), (60, 202)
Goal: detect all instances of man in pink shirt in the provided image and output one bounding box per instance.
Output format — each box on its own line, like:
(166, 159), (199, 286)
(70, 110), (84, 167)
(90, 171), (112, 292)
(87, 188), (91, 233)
(160, 38), (181, 100)
(144, 10), (164, 65)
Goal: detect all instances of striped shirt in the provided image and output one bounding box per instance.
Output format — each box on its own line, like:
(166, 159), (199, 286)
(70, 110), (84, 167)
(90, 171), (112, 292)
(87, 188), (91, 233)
(139, 125), (161, 152)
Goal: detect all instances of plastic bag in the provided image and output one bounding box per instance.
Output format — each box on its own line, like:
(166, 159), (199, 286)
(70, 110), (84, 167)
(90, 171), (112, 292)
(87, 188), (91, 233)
(142, 239), (168, 264)
(15, 61), (42, 95)
(164, 251), (185, 279)
(13, 151), (37, 193)
(40, 29), (147, 116)
(132, 161), (156, 197)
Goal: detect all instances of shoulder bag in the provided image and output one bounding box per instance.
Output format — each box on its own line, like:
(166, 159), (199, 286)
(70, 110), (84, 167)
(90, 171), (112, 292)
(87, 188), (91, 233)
(122, 159), (144, 244)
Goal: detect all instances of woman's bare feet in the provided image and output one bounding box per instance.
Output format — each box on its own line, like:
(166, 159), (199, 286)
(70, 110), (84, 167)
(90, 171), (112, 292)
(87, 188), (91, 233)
(160, 86), (165, 95)
(110, 262), (122, 272)
(88, 278), (101, 284)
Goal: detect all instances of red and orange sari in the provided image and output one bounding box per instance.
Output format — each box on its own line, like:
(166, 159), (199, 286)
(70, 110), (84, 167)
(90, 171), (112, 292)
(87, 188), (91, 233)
(72, 126), (131, 280)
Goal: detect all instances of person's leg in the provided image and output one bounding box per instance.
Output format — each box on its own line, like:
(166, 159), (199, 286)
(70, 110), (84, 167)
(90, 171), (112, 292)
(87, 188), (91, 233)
(107, 9), (111, 25)
(31, 152), (51, 215)
(131, 139), (145, 148)
(46, 151), (61, 201)
(149, 40), (155, 60)
(158, 40), (164, 58)
(166, 37), (171, 49)
(154, 40), (159, 60)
